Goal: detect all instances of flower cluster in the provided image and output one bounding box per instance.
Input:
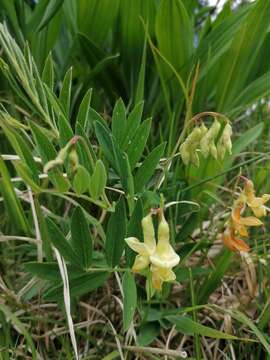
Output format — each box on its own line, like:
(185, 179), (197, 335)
(180, 119), (232, 167)
(125, 210), (180, 291)
(222, 179), (270, 253)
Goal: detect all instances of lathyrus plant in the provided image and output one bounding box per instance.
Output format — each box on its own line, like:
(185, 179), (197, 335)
(125, 206), (180, 292)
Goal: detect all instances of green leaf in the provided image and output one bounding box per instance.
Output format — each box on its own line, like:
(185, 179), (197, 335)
(134, 142), (166, 193)
(78, 0), (120, 45)
(46, 218), (81, 267)
(59, 67), (73, 118)
(137, 322), (160, 346)
(0, 156), (29, 234)
(167, 315), (238, 339)
(229, 71), (270, 117)
(13, 161), (41, 193)
(58, 114), (73, 147)
(123, 272), (137, 331)
(106, 197), (126, 267)
(73, 165), (91, 195)
(24, 262), (82, 282)
(76, 88), (92, 131)
(30, 122), (69, 192)
(1, 123), (39, 184)
(44, 271), (109, 301)
(42, 52), (54, 90)
(126, 118), (152, 170)
(75, 123), (96, 174)
(71, 207), (92, 269)
(112, 98), (126, 144)
(94, 121), (134, 194)
(89, 160), (107, 200)
(121, 101), (144, 150)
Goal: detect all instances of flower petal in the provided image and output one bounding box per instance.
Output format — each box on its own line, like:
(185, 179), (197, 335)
(150, 244), (180, 268)
(141, 214), (156, 251)
(238, 216), (263, 226)
(222, 229), (250, 252)
(132, 254), (150, 272)
(125, 237), (152, 255)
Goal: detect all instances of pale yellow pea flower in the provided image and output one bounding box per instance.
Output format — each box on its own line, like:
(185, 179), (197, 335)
(149, 211), (180, 290)
(125, 213), (156, 272)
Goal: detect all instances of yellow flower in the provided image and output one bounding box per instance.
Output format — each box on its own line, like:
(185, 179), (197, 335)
(150, 265), (176, 291)
(231, 201), (262, 237)
(149, 212), (180, 290)
(244, 180), (270, 218)
(125, 213), (156, 272)
(125, 210), (180, 291)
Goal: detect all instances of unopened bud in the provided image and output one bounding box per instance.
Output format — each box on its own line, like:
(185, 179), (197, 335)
(200, 119), (221, 158)
(43, 144), (69, 173)
(217, 123), (232, 160)
(69, 148), (79, 171)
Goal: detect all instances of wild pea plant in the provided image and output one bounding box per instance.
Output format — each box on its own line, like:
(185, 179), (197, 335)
(1, 1), (270, 359)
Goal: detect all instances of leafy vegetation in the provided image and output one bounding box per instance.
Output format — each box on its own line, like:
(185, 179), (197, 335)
(1, 0), (270, 359)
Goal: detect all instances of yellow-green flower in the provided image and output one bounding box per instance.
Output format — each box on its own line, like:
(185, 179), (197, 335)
(125, 210), (180, 291)
(125, 213), (156, 272)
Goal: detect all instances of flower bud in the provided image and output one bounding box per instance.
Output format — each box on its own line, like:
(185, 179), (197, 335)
(217, 123), (232, 160)
(180, 126), (203, 167)
(69, 148), (79, 171)
(43, 144), (69, 173)
(200, 119), (221, 158)
(179, 142), (190, 165)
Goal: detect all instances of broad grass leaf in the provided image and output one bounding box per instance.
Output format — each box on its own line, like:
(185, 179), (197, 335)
(123, 272), (137, 331)
(216, 0), (270, 111)
(78, 0), (119, 45)
(167, 315), (237, 339)
(106, 197), (126, 267)
(27, 0), (64, 33)
(155, 0), (193, 81)
(71, 206), (92, 268)
(134, 142), (166, 193)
